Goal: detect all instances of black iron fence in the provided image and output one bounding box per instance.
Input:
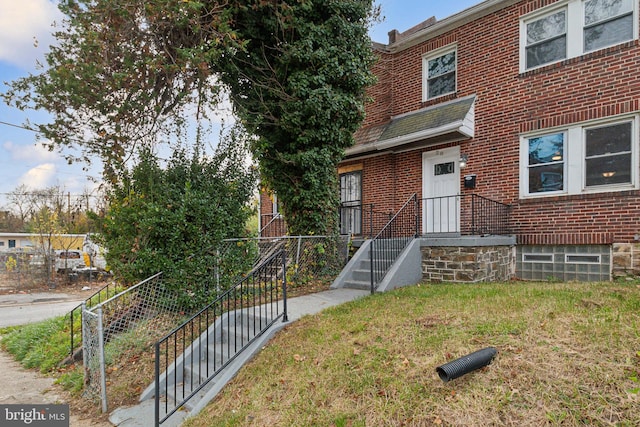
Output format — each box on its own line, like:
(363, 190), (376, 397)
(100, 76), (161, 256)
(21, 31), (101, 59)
(369, 194), (419, 292)
(419, 194), (511, 236)
(364, 193), (510, 292)
(339, 194), (511, 239)
(339, 202), (394, 238)
(154, 249), (288, 426)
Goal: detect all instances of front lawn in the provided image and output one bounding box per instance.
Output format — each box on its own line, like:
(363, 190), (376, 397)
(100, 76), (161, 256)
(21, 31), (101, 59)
(185, 281), (640, 427)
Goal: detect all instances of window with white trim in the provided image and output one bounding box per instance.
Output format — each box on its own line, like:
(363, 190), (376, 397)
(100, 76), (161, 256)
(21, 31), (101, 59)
(525, 9), (568, 69)
(423, 47), (456, 100)
(520, 0), (638, 71)
(526, 132), (566, 194)
(520, 116), (638, 197)
(584, 0), (634, 51)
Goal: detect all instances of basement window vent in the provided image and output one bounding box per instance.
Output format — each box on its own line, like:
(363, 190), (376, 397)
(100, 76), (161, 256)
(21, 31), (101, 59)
(522, 254), (553, 263)
(565, 254), (601, 264)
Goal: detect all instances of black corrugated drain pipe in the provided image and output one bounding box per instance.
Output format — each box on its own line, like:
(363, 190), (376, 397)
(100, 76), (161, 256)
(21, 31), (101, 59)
(436, 347), (498, 382)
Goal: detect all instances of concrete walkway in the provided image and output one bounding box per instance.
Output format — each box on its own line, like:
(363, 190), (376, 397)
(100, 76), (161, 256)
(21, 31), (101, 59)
(109, 288), (370, 426)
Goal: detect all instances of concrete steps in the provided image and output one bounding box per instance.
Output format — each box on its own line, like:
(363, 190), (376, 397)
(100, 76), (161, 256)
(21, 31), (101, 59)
(111, 311), (274, 426)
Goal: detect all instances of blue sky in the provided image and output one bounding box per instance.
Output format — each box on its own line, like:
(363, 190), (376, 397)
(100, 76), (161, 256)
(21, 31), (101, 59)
(0, 0), (483, 209)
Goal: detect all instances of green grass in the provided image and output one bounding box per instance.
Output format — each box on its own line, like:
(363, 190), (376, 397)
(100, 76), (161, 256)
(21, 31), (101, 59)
(0, 316), (73, 373)
(2, 280), (639, 425)
(185, 281), (640, 427)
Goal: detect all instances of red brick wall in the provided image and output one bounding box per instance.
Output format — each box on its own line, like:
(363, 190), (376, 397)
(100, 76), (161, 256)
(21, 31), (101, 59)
(348, 0), (640, 244)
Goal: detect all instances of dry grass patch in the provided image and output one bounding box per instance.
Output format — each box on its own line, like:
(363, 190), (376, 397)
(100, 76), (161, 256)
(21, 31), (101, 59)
(185, 281), (640, 427)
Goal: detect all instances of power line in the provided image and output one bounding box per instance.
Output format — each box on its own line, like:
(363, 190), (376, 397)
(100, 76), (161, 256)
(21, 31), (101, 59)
(0, 120), (38, 133)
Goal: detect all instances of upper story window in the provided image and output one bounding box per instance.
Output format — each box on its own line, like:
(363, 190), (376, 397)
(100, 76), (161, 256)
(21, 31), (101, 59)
(520, 116), (638, 198)
(525, 9), (567, 69)
(584, 0), (634, 51)
(423, 46), (457, 101)
(520, 0), (638, 72)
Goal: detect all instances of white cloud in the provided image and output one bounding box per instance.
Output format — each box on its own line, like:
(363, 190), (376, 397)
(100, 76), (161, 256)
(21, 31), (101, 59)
(18, 163), (57, 188)
(3, 140), (59, 163)
(0, 0), (62, 69)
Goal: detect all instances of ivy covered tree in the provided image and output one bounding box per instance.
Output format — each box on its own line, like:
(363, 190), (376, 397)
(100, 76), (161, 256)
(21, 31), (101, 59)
(220, 1), (376, 236)
(98, 128), (257, 308)
(2, 0), (377, 237)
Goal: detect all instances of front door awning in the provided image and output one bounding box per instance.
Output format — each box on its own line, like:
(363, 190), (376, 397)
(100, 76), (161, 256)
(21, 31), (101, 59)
(347, 95), (476, 158)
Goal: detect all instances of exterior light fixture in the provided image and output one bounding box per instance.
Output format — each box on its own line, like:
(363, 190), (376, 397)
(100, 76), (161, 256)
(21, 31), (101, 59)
(459, 153), (469, 169)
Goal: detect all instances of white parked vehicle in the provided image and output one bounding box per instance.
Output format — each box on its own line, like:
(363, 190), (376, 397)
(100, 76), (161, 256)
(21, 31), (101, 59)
(55, 250), (86, 273)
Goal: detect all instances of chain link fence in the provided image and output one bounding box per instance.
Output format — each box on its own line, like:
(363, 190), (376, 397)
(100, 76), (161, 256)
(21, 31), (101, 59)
(82, 272), (186, 411)
(0, 249), (53, 290)
(217, 235), (350, 285)
(80, 235), (350, 412)
(0, 248), (108, 291)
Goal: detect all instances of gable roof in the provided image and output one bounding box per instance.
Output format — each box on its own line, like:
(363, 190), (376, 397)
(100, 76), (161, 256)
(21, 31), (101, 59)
(346, 95), (476, 159)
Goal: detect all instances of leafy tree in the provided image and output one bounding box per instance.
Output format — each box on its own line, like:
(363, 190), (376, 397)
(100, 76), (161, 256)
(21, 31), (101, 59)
(2, 0), (238, 184)
(219, 0), (377, 236)
(98, 127), (257, 308)
(2, 0), (376, 237)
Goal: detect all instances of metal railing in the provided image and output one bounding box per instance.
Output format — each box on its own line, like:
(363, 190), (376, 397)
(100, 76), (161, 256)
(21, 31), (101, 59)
(342, 195), (510, 238)
(369, 194), (419, 293)
(69, 282), (123, 357)
(419, 194), (511, 236)
(154, 249), (288, 426)
(340, 202), (394, 238)
(259, 213), (287, 237)
(364, 193), (510, 292)
(82, 273), (183, 411)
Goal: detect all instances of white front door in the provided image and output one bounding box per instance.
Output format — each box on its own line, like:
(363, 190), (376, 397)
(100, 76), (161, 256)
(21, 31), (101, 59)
(422, 148), (461, 234)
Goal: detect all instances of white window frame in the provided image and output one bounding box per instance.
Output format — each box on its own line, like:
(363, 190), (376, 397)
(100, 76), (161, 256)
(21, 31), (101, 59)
(565, 254), (601, 264)
(519, 0), (638, 72)
(522, 253), (554, 263)
(523, 130), (568, 196)
(520, 115), (639, 198)
(422, 45), (457, 102)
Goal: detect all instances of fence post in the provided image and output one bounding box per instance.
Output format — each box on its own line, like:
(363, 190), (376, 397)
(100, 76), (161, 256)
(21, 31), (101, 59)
(81, 303), (88, 376)
(70, 307), (75, 357)
(282, 250), (288, 322)
(154, 342), (160, 427)
(295, 236), (302, 276)
(414, 194), (419, 237)
(97, 306), (108, 413)
(369, 204), (374, 295)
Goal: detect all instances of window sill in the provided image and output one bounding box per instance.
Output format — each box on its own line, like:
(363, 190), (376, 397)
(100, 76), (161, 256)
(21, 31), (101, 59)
(518, 188), (640, 205)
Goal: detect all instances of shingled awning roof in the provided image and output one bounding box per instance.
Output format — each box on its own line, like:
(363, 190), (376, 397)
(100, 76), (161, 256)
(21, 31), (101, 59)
(346, 95), (475, 158)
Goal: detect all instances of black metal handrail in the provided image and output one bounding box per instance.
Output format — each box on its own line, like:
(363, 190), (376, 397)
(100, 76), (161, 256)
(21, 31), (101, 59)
(339, 202), (394, 238)
(154, 249), (287, 426)
(419, 194), (511, 236)
(369, 194), (419, 293)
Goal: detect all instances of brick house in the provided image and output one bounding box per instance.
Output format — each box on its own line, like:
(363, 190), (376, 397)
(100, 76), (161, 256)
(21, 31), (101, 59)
(262, 0), (640, 284)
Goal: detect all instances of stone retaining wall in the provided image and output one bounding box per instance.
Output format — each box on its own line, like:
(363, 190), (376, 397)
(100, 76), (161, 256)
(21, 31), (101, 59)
(612, 243), (640, 279)
(421, 245), (515, 283)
